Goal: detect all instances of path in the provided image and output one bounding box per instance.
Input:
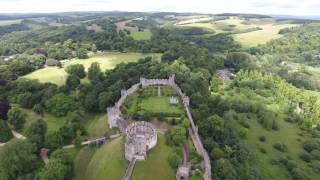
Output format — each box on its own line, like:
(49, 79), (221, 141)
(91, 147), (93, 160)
(122, 158), (137, 180)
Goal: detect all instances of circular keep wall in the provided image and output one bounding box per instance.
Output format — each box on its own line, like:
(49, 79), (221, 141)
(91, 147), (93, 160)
(125, 121), (157, 161)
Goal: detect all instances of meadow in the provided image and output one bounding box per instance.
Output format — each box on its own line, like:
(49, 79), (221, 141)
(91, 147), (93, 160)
(23, 52), (161, 85)
(130, 29), (152, 40)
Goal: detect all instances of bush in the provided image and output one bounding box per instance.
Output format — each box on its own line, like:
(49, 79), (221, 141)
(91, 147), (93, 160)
(311, 160), (320, 172)
(0, 120), (13, 142)
(303, 141), (319, 153)
(258, 136), (266, 142)
(311, 150), (320, 160)
(168, 153), (181, 169)
(259, 148), (267, 154)
(46, 59), (59, 66)
(291, 168), (310, 180)
(65, 64), (86, 78)
(273, 143), (288, 152)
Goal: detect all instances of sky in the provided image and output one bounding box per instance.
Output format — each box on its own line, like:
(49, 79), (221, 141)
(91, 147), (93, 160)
(0, 0), (320, 16)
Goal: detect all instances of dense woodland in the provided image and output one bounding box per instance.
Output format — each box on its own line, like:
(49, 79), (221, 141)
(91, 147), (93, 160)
(0, 12), (320, 180)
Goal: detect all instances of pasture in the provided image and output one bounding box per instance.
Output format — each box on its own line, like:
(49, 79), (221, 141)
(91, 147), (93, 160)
(23, 52), (161, 85)
(131, 134), (176, 180)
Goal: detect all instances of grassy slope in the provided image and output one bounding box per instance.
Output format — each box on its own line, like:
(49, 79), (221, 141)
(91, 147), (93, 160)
(73, 147), (97, 180)
(232, 109), (318, 179)
(84, 114), (110, 138)
(84, 137), (127, 180)
(131, 134), (176, 180)
(23, 52), (161, 85)
(234, 24), (301, 47)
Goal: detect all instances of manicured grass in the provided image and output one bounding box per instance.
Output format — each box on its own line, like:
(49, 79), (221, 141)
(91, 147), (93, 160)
(84, 114), (110, 138)
(233, 116), (319, 179)
(132, 134), (176, 180)
(21, 109), (67, 135)
(234, 24), (301, 47)
(73, 147), (97, 180)
(84, 137), (127, 180)
(123, 86), (184, 117)
(22, 52), (161, 85)
(130, 29), (152, 40)
(22, 67), (68, 86)
(141, 97), (183, 114)
(0, 19), (22, 26)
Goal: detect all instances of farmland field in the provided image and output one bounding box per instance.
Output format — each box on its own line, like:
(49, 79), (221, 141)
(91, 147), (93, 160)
(234, 24), (301, 47)
(0, 19), (22, 26)
(23, 52), (161, 85)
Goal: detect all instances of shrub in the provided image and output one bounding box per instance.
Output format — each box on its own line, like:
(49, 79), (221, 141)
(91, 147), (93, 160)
(286, 160), (297, 172)
(258, 136), (266, 142)
(303, 141), (319, 153)
(0, 120), (13, 142)
(291, 168), (311, 180)
(259, 148), (267, 154)
(211, 148), (224, 160)
(312, 160), (320, 172)
(168, 153), (181, 169)
(273, 143), (287, 152)
(46, 59), (59, 66)
(311, 150), (320, 160)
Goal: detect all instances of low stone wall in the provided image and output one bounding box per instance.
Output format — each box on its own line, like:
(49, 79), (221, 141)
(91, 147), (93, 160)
(106, 75), (211, 180)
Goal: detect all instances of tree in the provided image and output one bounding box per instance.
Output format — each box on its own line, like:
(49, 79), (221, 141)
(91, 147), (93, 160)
(26, 119), (47, 150)
(88, 62), (103, 82)
(166, 126), (187, 146)
(8, 107), (26, 130)
(98, 92), (113, 111)
(168, 153), (181, 169)
(0, 120), (13, 142)
(0, 102), (10, 120)
(214, 158), (237, 180)
(45, 132), (63, 150)
(65, 64), (86, 78)
(33, 104), (44, 116)
(76, 48), (88, 59)
(38, 160), (68, 180)
(45, 93), (78, 117)
(225, 52), (254, 72)
(66, 75), (80, 89)
(17, 92), (33, 108)
(0, 139), (37, 179)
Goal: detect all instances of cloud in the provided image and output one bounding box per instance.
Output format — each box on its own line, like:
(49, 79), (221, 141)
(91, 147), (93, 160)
(0, 0), (319, 16)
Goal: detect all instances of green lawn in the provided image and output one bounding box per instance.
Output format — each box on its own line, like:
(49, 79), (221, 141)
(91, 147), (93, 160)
(21, 109), (67, 135)
(131, 134), (176, 180)
(130, 29), (152, 40)
(0, 19), (22, 26)
(84, 137), (127, 180)
(123, 86), (184, 117)
(22, 52), (161, 85)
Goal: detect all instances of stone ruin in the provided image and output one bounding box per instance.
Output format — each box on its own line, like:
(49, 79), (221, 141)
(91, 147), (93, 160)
(106, 75), (211, 180)
(125, 121), (157, 161)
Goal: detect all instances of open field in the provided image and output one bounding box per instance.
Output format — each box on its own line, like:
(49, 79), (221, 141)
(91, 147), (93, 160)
(130, 29), (152, 40)
(132, 134), (176, 180)
(0, 19), (22, 26)
(234, 24), (301, 47)
(84, 137), (127, 180)
(23, 52), (161, 85)
(141, 97), (183, 114)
